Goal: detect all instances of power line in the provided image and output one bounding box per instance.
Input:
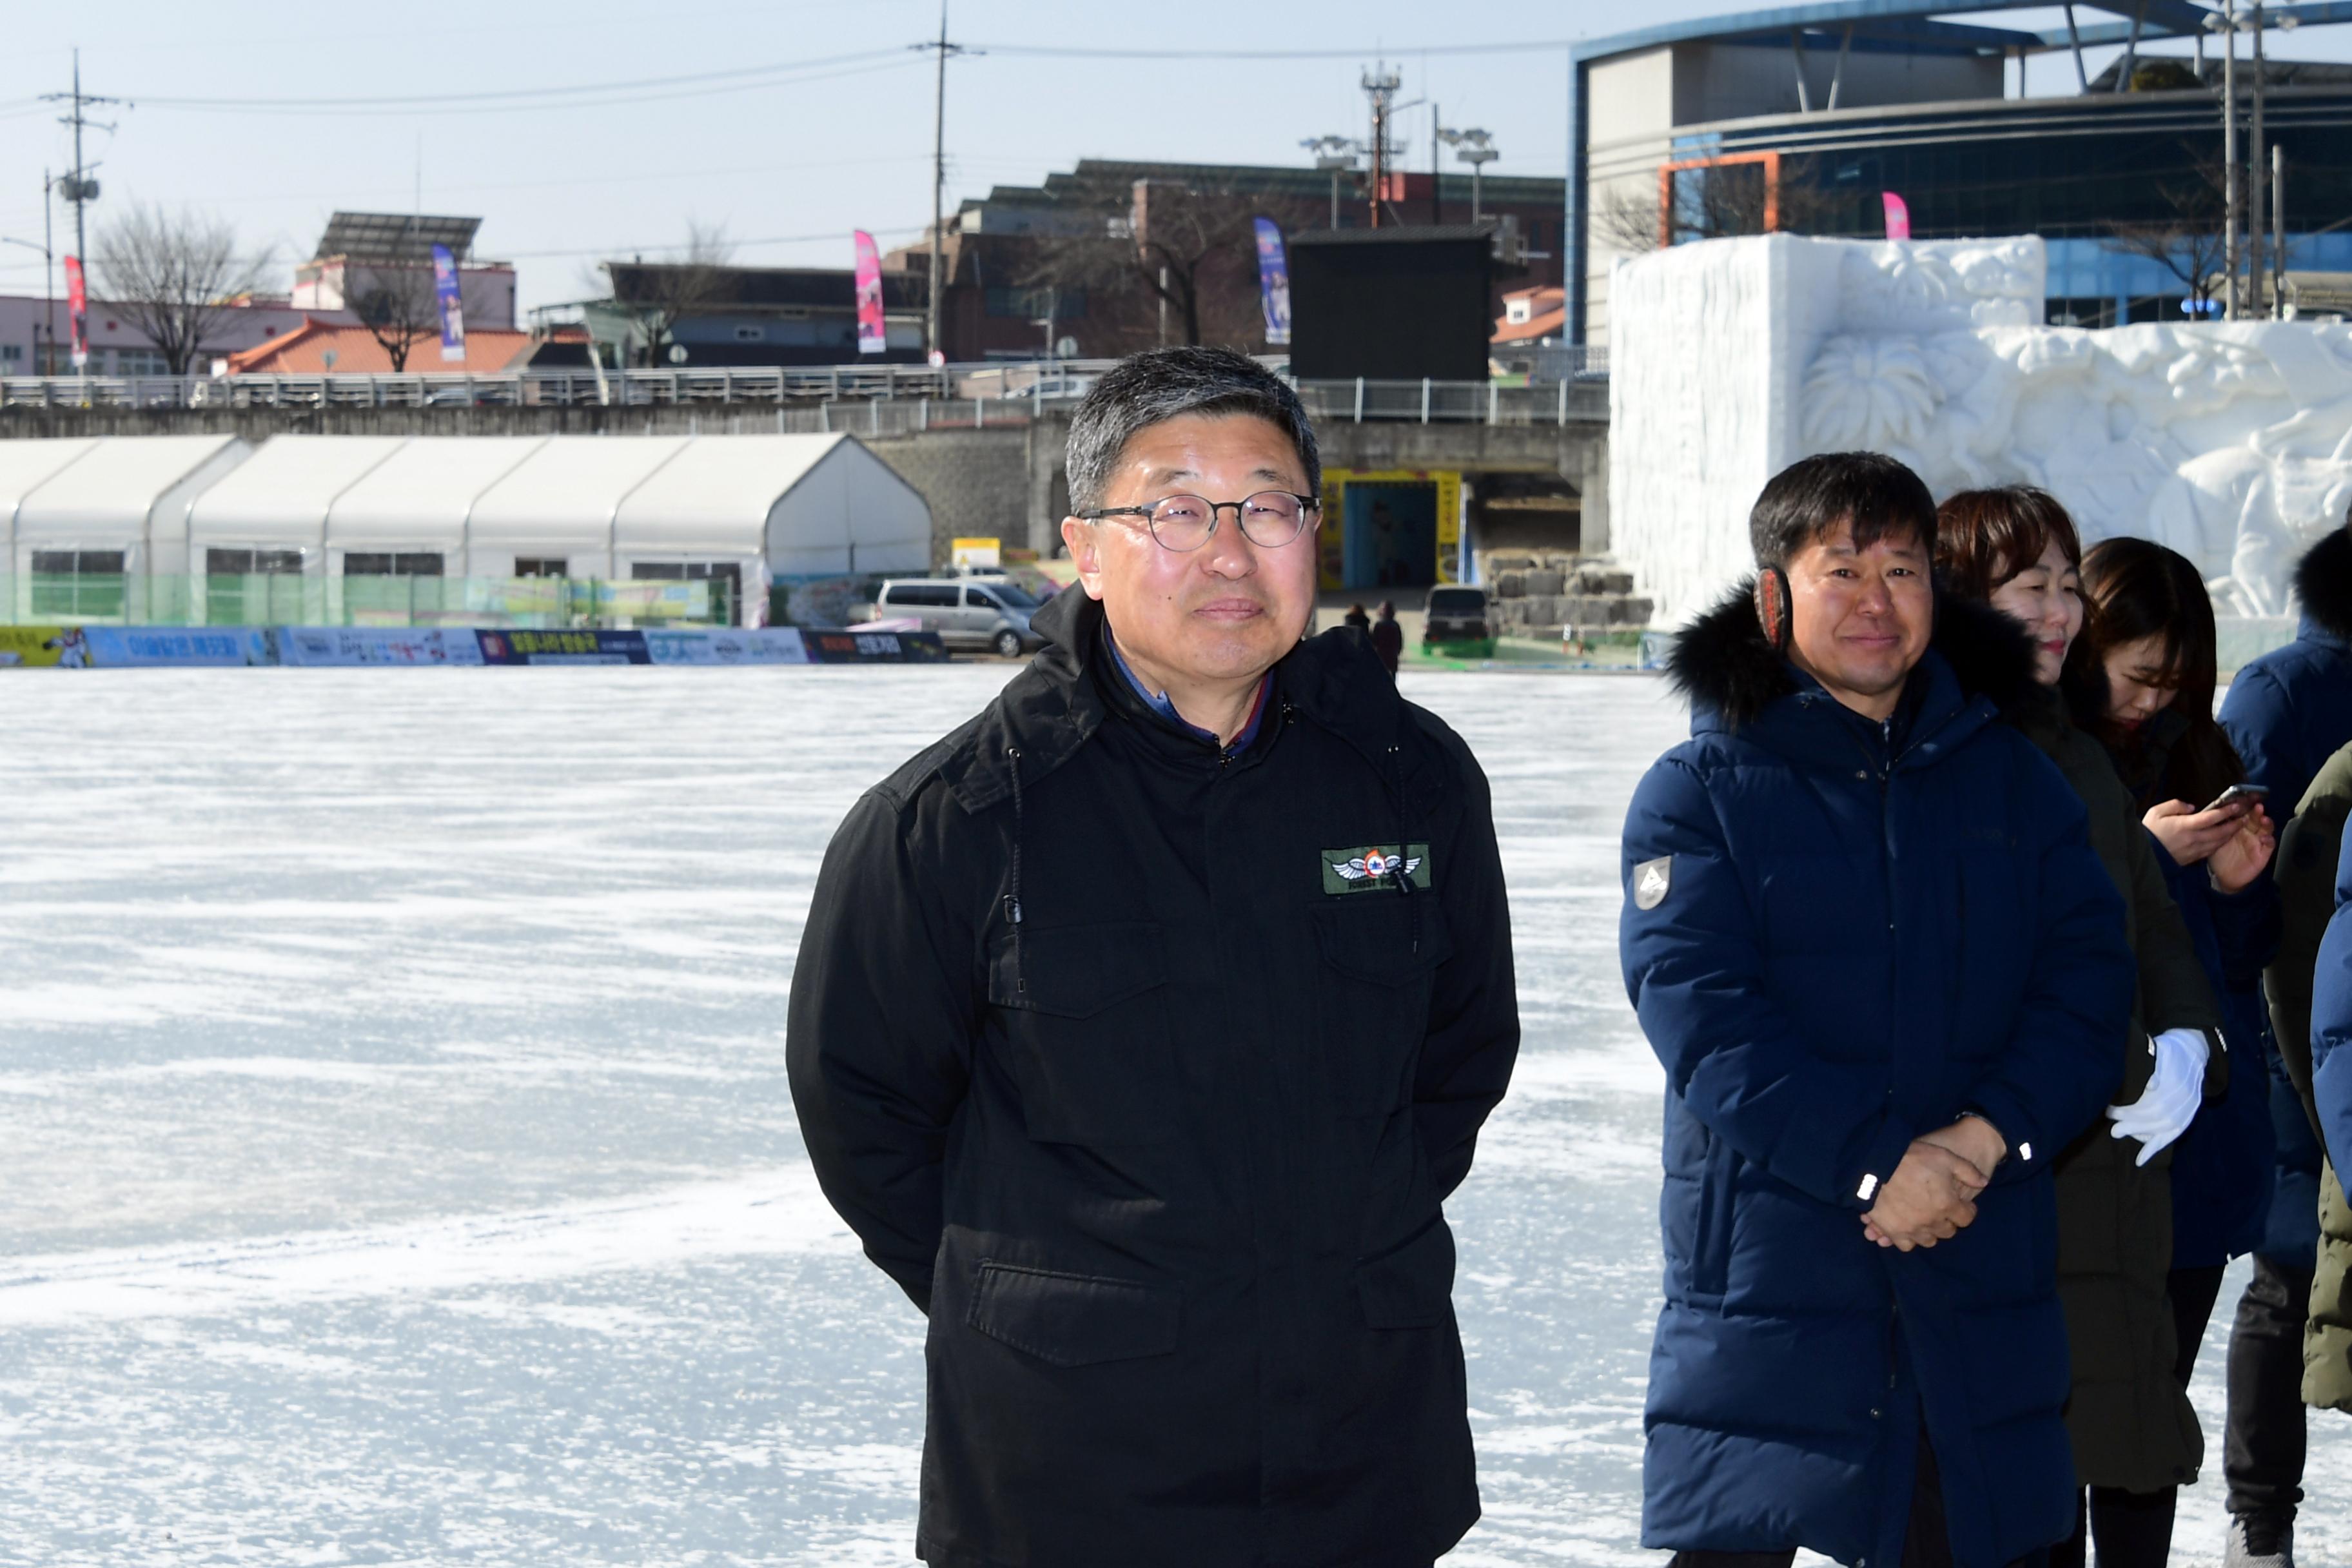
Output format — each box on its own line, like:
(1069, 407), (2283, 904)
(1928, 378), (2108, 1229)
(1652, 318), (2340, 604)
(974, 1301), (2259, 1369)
(130, 46), (908, 110)
(502, 224), (925, 262)
(967, 39), (1578, 59)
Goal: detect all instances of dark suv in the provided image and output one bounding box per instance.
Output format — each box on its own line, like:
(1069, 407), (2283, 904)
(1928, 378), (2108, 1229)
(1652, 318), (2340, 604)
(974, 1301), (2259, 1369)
(1422, 585), (1496, 658)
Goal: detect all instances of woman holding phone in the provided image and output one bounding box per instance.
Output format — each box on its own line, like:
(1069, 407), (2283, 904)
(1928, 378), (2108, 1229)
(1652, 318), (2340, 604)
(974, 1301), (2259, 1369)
(1938, 491), (2227, 1566)
(2075, 538), (2283, 1400)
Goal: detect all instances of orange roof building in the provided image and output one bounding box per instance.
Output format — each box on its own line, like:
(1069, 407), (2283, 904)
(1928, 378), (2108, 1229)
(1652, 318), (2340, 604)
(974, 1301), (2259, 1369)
(222, 317), (576, 375)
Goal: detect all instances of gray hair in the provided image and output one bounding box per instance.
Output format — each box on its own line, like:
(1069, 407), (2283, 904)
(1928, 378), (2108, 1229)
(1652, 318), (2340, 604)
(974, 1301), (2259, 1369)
(1064, 346), (1320, 514)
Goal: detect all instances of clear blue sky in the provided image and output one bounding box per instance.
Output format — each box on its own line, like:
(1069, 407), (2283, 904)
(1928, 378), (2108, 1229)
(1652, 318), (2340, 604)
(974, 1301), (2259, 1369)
(1, 1), (2340, 313)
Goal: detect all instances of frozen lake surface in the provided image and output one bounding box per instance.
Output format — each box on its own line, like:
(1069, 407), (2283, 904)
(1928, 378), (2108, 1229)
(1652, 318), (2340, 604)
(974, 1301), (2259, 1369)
(2, 665), (2346, 1566)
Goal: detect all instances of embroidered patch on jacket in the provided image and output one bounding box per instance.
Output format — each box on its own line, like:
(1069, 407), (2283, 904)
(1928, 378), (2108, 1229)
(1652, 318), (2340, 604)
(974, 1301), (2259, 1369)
(1632, 855), (1672, 910)
(1322, 843), (1432, 894)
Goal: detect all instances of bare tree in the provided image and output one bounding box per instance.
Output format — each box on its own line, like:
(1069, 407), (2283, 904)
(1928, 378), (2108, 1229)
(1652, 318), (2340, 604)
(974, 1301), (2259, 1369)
(1592, 157), (1838, 255)
(348, 259), (441, 372)
(1021, 181), (1269, 349)
(609, 220), (736, 367)
(90, 204), (270, 376)
(2105, 144), (2231, 317)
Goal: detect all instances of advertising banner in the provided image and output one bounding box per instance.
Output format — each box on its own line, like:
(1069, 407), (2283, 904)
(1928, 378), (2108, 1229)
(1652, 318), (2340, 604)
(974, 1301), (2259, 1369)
(63, 256), (88, 369)
(800, 629), (950, 664)
(1881, 193), (1912, 242)
(84, 627), (275, 667)
(644, 628), (812, 666)
(950, 537), (1001, 571)
(0, 627), (87, 667)
(475, 629), (650, 665)
(854, 230), (887, 357)
(1252, 218), (1292, 347)
(432, 244), (466, 364)
(277, 627), (485, 667)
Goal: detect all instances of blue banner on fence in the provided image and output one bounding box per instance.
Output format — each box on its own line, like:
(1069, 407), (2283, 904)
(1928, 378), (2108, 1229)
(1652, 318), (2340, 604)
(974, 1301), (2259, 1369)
(475, 629), (650, 665)
(279, 627), (487, 667)
(645, 628), (811, 665)
(84, 627), (276, 667)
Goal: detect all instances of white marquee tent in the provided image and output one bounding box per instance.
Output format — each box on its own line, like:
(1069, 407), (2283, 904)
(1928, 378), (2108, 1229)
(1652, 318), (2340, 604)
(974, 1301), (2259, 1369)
(7, 435), (253, 622)
(1, 431), (934, 626)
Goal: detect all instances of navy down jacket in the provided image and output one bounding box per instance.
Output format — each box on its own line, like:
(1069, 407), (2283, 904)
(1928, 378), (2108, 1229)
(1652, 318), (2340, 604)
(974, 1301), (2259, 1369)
(1621, 588), (2133, 1568)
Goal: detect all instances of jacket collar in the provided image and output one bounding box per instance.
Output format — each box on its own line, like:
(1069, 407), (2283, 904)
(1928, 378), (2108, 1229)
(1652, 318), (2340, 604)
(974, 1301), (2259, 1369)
(2296, 527), (2352, 650)
(1667, 578), (2039, 768)
(945, 582), (1407, 812)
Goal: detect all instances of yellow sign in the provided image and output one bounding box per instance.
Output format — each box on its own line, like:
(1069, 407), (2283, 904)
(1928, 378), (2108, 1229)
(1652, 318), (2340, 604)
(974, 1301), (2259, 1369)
(0, 626), (85, 667)
(952, 536), (1002, 570)
(1318, 469), (1464, 591)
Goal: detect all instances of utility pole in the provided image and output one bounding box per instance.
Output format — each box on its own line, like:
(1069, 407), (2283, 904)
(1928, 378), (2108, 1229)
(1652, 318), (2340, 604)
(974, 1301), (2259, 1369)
(41, 50), (122, 377)
(1431, 104), (1442, 224)
(2273, 141), (2287, 313)
(2217, 3), (2240, 318)
(1363, 62), (1400, 229)
(921, 3), (966, 366)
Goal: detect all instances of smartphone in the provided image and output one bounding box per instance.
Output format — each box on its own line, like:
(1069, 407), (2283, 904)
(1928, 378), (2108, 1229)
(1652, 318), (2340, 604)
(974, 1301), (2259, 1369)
(2203, 783), (2270, 813)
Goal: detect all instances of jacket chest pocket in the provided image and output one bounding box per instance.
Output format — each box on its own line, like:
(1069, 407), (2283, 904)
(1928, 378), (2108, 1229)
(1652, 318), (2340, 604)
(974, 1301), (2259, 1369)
(1312, 896), (1451, 1117)
(987, 921), (1177, 1146)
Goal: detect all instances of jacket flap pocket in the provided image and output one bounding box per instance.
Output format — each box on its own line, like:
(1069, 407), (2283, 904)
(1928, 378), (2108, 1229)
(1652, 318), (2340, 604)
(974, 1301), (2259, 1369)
(965, 1262), (1181, 1367)
(988, 922), (1168, 1017)
(1313, 899), (1452, 985)
(1355, 1218), (1458, 1329)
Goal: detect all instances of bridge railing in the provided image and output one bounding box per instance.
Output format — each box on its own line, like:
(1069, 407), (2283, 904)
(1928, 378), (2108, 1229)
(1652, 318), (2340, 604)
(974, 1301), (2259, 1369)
(0, 356), (1609, 425)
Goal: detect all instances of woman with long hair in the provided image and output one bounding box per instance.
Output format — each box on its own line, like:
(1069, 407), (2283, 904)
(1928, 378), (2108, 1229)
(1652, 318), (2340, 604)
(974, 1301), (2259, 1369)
(2079, 536), (2286, 1553)
(1937, 490), (2228, 1567)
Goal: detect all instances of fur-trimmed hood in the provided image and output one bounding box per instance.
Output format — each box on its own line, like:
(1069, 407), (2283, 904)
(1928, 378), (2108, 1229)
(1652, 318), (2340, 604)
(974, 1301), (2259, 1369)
(2297, 527), (2352, 643)
(1665, 576), (2040, 731)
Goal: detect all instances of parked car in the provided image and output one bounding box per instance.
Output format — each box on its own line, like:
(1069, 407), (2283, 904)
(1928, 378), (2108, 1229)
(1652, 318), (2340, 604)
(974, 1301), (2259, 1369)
(873, 578), (1044, 657)
(1422, 585), (1496, 658)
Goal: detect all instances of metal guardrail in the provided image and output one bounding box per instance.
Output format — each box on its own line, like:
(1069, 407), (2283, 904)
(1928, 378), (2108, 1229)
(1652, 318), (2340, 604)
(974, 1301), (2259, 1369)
(0, 352), (1610, 424)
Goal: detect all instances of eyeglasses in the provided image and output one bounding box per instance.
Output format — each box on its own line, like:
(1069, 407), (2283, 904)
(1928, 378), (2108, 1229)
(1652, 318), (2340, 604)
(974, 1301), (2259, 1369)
(1079, 490), (1322, 553)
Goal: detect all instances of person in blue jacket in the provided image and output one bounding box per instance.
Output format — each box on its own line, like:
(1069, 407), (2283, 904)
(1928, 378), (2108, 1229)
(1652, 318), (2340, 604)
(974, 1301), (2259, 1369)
(2215, 519), (2352, 1568)
(1621, 451), (2134, 1568)
(2308, 832), (2352, 1238)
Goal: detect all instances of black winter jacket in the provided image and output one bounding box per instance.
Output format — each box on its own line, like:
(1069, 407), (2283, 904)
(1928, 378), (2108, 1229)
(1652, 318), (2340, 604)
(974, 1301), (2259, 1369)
(787, 586), (1520, 1568)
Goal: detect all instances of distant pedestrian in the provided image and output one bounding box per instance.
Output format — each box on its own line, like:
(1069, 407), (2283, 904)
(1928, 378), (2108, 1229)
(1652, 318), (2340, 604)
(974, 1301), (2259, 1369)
(1369, 599), (1403, 676)
(1344, 602), (1371, 631)
(789, 346), (1519, 1568)
(1620, 451), (2133, 1568)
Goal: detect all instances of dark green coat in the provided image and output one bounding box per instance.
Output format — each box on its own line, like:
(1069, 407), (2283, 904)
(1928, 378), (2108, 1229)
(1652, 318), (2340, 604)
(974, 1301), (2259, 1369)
(2269, 743), (2352, 1410)
(2009, 683), (2226, 1491)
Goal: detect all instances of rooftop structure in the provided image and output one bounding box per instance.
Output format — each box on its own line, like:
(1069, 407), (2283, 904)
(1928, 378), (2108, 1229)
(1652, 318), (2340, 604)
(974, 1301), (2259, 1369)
(1567, 0), (2352, 344)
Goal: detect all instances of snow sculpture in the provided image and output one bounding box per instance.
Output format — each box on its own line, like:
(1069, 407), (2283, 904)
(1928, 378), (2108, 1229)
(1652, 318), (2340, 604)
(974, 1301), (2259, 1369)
(1609, 232), (2352, 625)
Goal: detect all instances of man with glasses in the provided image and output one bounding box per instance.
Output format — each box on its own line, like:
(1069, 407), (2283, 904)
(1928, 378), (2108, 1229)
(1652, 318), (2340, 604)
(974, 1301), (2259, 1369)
(790, 346), (1520, 1567)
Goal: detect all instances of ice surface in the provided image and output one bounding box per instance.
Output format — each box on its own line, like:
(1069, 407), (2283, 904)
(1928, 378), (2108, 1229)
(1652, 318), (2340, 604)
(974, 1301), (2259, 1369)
(2, 665), (2347, 1565)
(1611, 234), (2352, 626)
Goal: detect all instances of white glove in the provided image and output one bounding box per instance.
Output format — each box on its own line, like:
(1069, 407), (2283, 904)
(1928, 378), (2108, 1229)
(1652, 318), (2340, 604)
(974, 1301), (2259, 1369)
(2104, 1028), (2210, 1167)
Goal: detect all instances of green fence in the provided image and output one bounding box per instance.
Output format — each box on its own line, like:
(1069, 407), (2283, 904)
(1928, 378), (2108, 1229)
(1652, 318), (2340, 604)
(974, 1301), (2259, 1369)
(0, 574), (735, 629)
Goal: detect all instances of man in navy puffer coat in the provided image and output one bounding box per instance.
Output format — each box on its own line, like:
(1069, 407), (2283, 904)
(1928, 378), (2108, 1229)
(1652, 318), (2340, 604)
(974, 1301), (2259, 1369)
(1621, 453), (2134, 1568)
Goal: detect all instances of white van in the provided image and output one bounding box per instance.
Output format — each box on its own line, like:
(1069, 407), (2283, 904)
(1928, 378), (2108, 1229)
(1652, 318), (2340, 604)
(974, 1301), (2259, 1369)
(874, 577), (1046, 657)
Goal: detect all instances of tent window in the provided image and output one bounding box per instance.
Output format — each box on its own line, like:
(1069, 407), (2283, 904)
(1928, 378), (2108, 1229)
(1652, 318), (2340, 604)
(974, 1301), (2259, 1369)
(515, 557), (568, 578)
(29, 550), (127, 619)
(344, 553), (445, 576)
(207, 549), (304, 576)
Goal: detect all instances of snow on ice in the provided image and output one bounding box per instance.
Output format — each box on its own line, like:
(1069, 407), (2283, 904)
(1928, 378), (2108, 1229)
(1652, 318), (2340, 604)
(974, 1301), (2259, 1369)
(1, 665), (2345, 1565)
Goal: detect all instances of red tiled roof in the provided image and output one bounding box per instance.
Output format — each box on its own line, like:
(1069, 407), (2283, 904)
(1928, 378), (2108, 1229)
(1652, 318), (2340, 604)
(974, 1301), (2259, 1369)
(224, 317), (542, 375)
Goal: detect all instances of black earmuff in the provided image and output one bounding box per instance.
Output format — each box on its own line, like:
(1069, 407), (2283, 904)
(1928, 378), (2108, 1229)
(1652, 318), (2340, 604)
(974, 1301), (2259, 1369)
(1753, 567), (1792, 654)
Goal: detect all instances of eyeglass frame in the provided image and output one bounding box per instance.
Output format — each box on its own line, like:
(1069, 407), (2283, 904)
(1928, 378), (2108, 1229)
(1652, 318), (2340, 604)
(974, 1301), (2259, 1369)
(1076, 490), (1324, 552)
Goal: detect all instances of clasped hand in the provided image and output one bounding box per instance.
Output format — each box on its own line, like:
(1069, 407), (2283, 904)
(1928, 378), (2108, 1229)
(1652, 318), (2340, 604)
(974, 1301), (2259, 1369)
(1861, 1119), (2004, 1251)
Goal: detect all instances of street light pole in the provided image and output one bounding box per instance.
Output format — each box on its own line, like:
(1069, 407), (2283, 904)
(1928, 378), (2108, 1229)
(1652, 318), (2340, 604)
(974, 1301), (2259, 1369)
(2249, 1), (2267, 315)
